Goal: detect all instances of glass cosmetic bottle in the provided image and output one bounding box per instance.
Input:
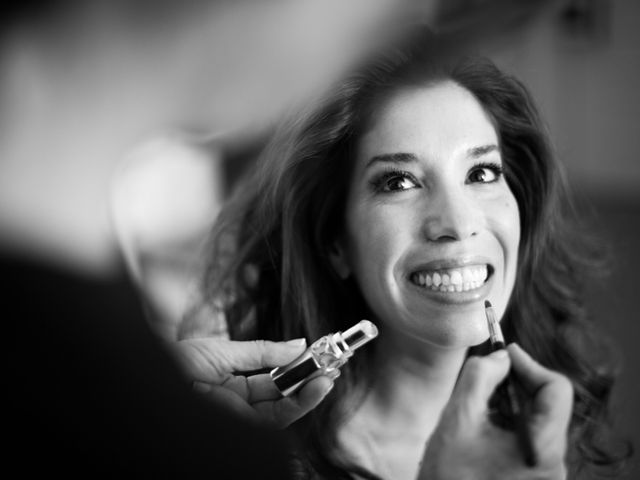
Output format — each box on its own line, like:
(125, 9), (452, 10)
(270, 320), (378, 396)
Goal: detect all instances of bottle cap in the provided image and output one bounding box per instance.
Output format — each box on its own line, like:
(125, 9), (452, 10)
(341, 320), (378, 351)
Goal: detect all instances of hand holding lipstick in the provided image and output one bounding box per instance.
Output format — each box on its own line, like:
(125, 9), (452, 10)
(173, 337), (337, 429)
(417, 344), (573, 480)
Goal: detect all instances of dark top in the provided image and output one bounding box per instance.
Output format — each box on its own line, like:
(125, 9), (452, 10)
(2, 252), (289, 478)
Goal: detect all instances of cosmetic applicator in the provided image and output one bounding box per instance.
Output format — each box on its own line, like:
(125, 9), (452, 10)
(484, 300), (538, 467)
(270, 319), (378, 396)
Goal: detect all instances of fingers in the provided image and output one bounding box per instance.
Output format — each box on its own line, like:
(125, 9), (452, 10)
(212, 337), (308, 372)
(176, 337), (307, 383)
(507, 344), (572, 396)
(203, 385), (262, 423)
(508, 344), (573, 418)
(253, 375), (335, 428)
(198, 371), (338, 428)
(449, 350), (511, 423)
(246, 373), (283, 402)
(222, 368), (342, 405)
(507, 344), (573, 454)
(180, 337), (337, 428)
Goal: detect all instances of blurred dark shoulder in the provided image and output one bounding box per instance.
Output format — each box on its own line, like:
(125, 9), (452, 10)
(2, 251), (289, 478)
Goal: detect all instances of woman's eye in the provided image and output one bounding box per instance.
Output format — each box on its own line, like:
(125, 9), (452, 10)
(372, 172), (420, 193)
(466, 163), (503, 184)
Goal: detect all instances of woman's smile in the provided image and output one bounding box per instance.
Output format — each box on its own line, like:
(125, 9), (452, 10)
(406, 257), (494, 302)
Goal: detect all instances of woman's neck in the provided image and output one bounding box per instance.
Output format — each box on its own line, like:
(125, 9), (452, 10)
(367, 330), (467, 436)
(338, 329), (468, 480)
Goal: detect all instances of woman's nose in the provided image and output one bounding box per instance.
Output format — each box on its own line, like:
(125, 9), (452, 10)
(420, 187), (481, 243)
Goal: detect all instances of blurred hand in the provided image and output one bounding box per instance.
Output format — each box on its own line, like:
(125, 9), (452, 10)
(174, 337), (336, 429)
(418, 344), (573, 480)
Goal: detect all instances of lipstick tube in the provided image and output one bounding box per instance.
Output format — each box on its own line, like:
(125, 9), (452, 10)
(270, 320), (378, 396)
(485, 300), (537, 467)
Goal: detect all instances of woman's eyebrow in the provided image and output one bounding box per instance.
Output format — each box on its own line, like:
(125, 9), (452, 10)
(365, 146), (498, 168)
(365, 152), (418, 168)
(467, 144), (500, 158)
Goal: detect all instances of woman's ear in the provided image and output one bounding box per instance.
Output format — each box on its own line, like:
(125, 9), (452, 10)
(328, 241), (351, 279)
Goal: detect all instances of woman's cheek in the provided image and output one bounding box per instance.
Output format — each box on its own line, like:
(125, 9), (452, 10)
(347, 204), (410, 279)
(487, 191), (521, 292)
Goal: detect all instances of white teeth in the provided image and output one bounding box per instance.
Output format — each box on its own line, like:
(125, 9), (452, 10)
(463, 269), (474, 283)
(411, 265), (490, 293)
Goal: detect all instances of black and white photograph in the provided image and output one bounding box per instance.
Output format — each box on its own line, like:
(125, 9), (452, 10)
(2, 1), (638, 478)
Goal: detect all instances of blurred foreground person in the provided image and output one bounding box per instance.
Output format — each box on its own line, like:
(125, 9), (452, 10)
(0, 0), (424, 476)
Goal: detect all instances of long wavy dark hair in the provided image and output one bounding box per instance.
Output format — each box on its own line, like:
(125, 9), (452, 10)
(196, 27), (630, 479)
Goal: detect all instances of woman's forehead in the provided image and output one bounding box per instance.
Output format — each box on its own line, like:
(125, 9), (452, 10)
(355, 81), (499, 167)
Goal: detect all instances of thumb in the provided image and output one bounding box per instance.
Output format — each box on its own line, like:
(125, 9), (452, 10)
(507, 343), (573, 449)
(449, 350), (511, 423)
(176, 338), (307, 383)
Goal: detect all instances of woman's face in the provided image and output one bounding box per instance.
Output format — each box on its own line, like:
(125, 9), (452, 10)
(333, 81), (520, 349)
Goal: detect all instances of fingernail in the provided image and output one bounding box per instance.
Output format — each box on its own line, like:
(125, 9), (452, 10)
(492, 349), (508, 359)
(324, 382), (335, 395)
(285, 338), (307, 347)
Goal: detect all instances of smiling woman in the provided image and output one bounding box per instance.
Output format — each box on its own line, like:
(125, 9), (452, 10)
(189, 28), (629, 479)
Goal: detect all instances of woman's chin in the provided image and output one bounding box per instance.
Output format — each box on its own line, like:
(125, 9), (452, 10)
(398, 309), (490, 350)
(366, 291), (497, 351)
